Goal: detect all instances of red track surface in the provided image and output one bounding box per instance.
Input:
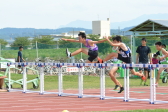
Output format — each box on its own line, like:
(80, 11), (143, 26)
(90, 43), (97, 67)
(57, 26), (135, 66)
(0, 87), (168, 112)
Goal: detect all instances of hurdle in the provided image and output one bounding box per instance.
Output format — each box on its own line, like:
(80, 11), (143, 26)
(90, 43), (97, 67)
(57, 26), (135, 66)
(6, 62), (168, 104)
(7, 62), (40, 93)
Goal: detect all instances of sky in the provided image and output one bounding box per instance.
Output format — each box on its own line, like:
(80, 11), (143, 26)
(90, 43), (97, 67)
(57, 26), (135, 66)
(0, 0), (168, 29)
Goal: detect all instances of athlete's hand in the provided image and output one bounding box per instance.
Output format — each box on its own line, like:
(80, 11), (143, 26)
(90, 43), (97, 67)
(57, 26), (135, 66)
(61, 38), (67, 41)
(104, 36), (109, 40)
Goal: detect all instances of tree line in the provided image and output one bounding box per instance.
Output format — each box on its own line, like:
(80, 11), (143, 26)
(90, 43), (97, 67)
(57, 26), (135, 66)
(0, 35), (165, 51)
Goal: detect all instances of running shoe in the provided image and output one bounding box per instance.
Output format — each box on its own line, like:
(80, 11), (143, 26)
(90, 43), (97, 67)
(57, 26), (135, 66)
(66, 48), (71, 58)
(113, 85), (119, 90)
(97, 57), (103, 63)
(118, 87), (124, 93)
(155, 83), (158, 87)
(144, 83), (148, 86)
(141, 76), (146, 81)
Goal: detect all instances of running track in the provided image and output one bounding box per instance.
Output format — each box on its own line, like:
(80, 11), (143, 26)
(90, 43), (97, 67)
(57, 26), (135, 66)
(0, 87), (168, 112)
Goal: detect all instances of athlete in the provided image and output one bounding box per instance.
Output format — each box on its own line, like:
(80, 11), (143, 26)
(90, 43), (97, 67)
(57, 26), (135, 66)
(98, 36), (146, 81)
(62, 32), (107, 63)
(108, 39), (124, 93)
(155, 42), (168, 87)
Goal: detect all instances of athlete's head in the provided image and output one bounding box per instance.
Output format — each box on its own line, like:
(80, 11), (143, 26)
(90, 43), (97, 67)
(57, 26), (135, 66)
(141, 38), (146, 46)
(162, 44), (166, 49)
(19, 46), (23, 51)
(113, 36), (122, 43)
(155, 42), (162, 50)
(78, 32), (86, 42)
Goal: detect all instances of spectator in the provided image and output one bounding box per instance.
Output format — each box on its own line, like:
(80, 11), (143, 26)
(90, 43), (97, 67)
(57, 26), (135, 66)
(152, 54), (159, 64)
(17, 46), (25, 73)
(136, 38), (152, 86)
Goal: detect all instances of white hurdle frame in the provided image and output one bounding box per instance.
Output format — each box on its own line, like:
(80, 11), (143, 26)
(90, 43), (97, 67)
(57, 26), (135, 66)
(6, 62), (168, 104)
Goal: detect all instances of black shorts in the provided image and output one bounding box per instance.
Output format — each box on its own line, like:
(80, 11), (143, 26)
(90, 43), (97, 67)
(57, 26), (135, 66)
(138, 62), (149, 71)
(88, 50), (98, 62)
(118, 53), (133, 69)
(18, 65), (21, 67)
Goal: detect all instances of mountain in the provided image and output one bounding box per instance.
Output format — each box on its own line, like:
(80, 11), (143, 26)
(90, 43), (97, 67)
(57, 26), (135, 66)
(0, 27), (92, 40)
(0, 26), (134, 40)
(59, 13), (168, 29)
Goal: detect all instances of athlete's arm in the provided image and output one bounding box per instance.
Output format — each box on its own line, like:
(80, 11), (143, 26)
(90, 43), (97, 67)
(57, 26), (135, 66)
(90, 39), (107, 44)
(160, 49), (168, 60)
(105, 36), (122, 47)
(136, 53), (139, 64)
(61, 38), (79, 43)
(148, 53), (152, 64)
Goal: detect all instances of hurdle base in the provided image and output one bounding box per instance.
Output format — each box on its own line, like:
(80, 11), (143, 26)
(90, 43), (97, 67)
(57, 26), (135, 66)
(149, 102), (154, 104)
(39, 93), (44, 95)
(78, 96), (83, 98)
(123, 100), (129, 102)
(100, 98), (105, 100)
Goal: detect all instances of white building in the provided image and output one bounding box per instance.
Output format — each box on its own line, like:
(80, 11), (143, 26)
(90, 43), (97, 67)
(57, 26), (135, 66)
(92, 18), (110, 39)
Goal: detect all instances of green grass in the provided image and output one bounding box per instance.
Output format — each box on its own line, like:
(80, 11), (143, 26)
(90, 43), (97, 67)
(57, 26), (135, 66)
(1, 46), (159, 61)
(2, 72), (168, 90)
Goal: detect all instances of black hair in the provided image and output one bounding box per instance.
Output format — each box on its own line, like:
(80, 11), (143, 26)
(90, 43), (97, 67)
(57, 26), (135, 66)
(19, 46), (23, 49)
(155, 42), (162, 46)
(153, 54), (157, 57)
(78, 32), (86, 39)
(162, 44), (166, 48)
(113, 36), (122, 42)
(141, 38), (146, 42)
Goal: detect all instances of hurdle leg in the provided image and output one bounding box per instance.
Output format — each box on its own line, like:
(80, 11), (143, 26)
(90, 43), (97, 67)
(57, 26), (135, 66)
(7, 66), (11, 92)
(126, 68), (130, 102)
(150, 68), (155, 104)
(124, 67), (127, 102)
(23, 66), (27, 93)
(58, 66), (63, 96)
(100, 66), (105, 100)
(39, 66), (44, 95)
(78, 66), (83, 98)
(153, 68), (156, 103)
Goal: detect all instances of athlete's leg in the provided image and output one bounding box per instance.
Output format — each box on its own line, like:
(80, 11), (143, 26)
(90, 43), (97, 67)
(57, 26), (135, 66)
(130, 69), (145, 80)
(71, 48), (88, 56)
(103, 53), (118, 62)
(156, 68), (164, 84)
(109, 67), (122, 87)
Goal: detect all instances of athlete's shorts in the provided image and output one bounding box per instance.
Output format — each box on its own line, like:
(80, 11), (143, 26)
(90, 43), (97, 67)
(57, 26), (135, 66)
(138, 62), (149, 71)
(88, 50), (98, 62)
(117, 53), (133, 69)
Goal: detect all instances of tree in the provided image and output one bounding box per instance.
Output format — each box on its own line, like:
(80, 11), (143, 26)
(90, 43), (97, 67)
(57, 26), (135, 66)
(32, 36), (56, 49)
(11, 37), (31, 50)
(135, 36), (161, 46)
(0, 39), (8, 49)
(87, 34), (100, 41)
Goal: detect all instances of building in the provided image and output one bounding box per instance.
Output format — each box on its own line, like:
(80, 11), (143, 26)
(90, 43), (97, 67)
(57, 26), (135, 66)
(92, 18), (110, 39)
(49, 31), (85, 41)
